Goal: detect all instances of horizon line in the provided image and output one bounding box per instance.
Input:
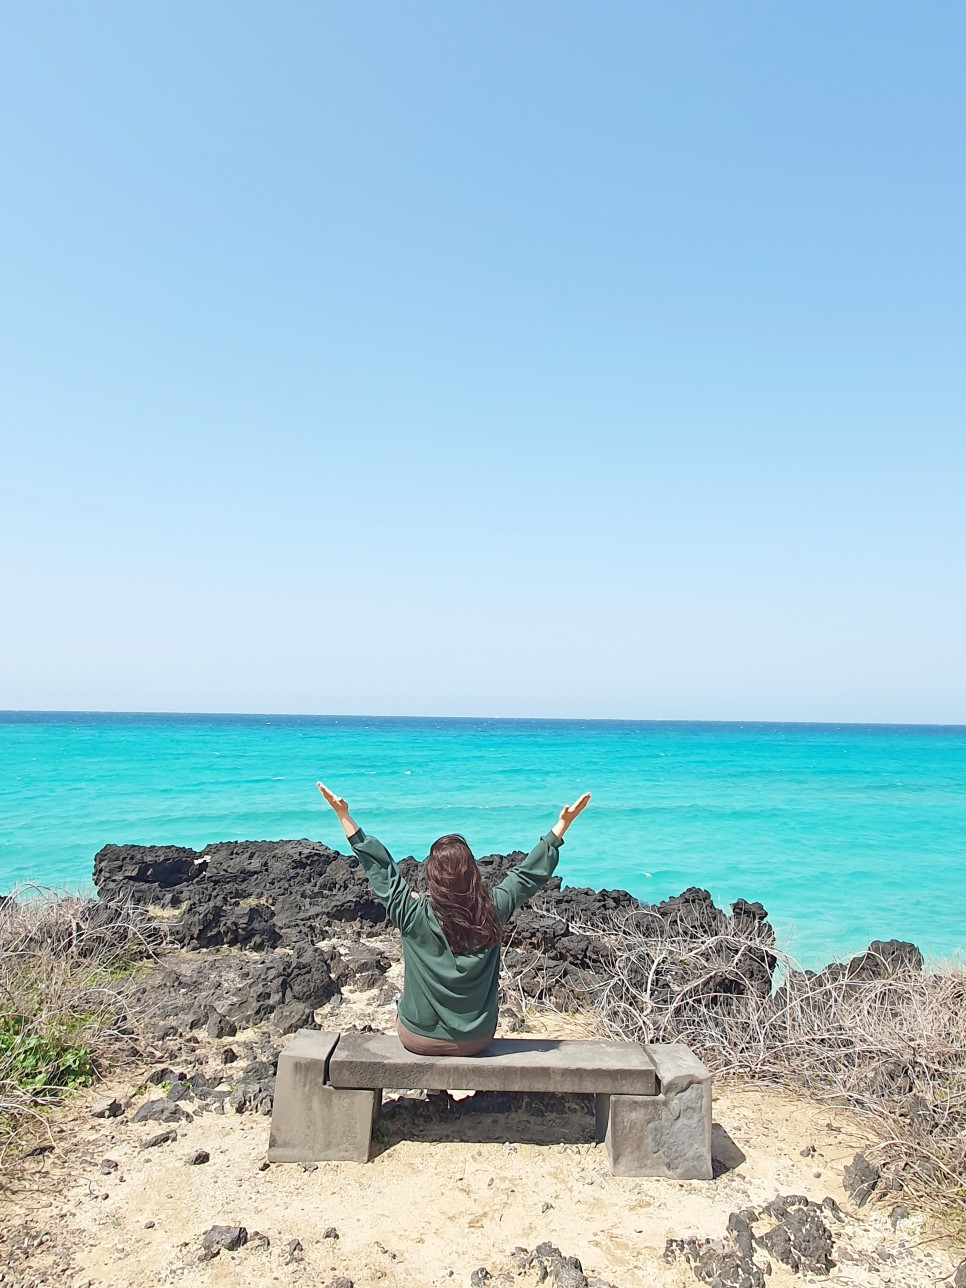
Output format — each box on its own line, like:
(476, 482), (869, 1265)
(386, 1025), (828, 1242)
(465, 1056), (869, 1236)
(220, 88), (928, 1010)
(2, 708), (966, 731)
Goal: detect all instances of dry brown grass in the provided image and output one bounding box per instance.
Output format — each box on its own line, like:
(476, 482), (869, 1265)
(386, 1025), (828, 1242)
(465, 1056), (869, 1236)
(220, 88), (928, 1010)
(504, 902), (966, 1228)
(0, 888), (165, 1156)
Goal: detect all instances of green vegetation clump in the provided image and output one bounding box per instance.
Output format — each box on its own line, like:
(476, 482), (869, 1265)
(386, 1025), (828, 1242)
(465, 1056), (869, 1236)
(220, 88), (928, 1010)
(0, 1012), (94, 1093)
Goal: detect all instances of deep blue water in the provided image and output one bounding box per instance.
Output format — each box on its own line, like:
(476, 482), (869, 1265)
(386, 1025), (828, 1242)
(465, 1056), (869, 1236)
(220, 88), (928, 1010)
(1, 711), (964, 968)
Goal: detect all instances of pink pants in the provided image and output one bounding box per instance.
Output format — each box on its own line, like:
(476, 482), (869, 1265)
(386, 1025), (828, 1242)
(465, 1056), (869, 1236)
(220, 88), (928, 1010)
(396, 1016), (495, 1057)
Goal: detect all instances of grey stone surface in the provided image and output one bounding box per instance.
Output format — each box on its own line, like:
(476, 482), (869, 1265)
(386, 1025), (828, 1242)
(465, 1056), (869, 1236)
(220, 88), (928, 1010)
(269, 1029), (712, 1174)
(598, 1082), (713, 1179)
(90, 1096), (123, 1119)
(140, 1127), (178, 1148)
(132, 1098), (189, 1124)
(275, 1027), (340, 1075)
(268, 1031), (378, 1163)
(328, 1032), (657, 1095)
(275, 1084), (379, 1163)
(643, 1043), (712, 1097)
(843, 1151), (880, 1206)
(202, 1225), (248, 1253)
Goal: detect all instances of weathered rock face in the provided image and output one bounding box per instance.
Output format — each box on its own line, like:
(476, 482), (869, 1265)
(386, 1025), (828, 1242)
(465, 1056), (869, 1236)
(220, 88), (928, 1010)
(843, 1153), (881, 1206)
(329, 943), (392, 991)
(93, 835), (790, 1032)
(845, 939), (924, 980)
(93, 843), (204, 893)
(93, 838), (428, 948)
(93, 835), (919, 1026)
(469, 1242), (614, 1288)
(134, 943), (339, 1039)
(92, 838), (773, 960)
(175, 900), (281, 952)
(91, 836), (779, 1022)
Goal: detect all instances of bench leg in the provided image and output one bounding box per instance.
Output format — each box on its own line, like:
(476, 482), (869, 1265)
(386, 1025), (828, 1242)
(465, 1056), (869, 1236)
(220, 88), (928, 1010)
(598, 1044), (713, 1179)
(269, 1080), (381, 1164)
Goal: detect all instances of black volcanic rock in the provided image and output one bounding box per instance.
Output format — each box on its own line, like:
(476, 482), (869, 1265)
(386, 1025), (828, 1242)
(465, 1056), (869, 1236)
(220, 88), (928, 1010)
(330, 943), (392, 991)
(846, 939), (924, 980)
(93, 835), (847, 1024)
(132, 1098), (190, 1125)
(92, 837), (777, 975)
(174, 900), (281, 952)
(666, 1193), (837, 1283)
(795, 937), (926, 999)
(650, 886), (727, 937)
(844, 1153), (881, 1206)
(755, 1194), (837, 1274)
(131, 942), (338, 1038)
(93, 843), (206, 895)
(93, 838), (417, 943)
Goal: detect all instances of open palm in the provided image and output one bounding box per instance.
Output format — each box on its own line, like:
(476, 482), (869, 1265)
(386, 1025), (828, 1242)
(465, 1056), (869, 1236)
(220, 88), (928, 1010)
(557, 791), (591, 830)
(317, 781), (348, 816)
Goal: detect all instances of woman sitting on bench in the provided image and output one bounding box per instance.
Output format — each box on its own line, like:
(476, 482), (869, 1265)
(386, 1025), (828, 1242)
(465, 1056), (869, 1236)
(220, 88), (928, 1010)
(316, 783), (591, 1058)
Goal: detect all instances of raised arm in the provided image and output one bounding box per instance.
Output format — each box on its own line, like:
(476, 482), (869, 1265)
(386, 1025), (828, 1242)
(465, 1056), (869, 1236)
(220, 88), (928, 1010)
(316, 782), (418, 932)
(492, 792), (591, 924)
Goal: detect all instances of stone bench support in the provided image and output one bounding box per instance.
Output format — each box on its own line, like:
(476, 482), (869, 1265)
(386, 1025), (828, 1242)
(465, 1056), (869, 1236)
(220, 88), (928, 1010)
(267, 1029), (712, 1179)
(267, 1029), (381, 1164)
(595, 1045), (713, 1179)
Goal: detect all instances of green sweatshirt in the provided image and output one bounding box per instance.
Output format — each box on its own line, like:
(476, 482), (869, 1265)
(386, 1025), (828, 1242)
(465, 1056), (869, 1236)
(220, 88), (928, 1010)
(347, 828), (563, 1042)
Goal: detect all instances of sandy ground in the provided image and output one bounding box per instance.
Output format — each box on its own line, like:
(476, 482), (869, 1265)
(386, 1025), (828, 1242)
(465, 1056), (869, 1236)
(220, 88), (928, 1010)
(3, 969), (963, 1288)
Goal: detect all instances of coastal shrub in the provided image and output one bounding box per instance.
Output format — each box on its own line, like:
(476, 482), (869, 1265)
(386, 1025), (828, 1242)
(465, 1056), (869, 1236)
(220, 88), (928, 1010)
(0, 888), (164, 1152)
(505, 899), (966, 1230)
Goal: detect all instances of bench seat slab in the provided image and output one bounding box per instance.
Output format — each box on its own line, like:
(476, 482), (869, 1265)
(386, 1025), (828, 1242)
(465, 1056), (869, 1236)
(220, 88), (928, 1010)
(328, 1032), (658, 1095)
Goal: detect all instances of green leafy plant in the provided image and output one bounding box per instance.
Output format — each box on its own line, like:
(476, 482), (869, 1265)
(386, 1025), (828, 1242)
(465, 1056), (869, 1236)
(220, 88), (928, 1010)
(0, 1012), (94, 1093)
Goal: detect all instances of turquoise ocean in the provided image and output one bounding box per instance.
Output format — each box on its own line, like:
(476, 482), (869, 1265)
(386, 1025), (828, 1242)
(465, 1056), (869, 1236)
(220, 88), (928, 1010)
(1, 712), (964, 970)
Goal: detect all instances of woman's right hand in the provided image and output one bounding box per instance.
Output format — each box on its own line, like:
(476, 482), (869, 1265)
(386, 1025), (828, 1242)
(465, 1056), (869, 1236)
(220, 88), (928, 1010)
(553, 791), (591, 837)
(317, 782), (361, 840)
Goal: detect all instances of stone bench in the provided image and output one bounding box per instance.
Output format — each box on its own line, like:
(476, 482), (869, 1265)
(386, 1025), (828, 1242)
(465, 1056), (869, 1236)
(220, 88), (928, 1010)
(267, 1029), (713, 1179)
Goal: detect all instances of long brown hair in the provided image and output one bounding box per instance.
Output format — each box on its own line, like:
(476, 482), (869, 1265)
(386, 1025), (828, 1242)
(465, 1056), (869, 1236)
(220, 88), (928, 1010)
(425, 834), (502, 954)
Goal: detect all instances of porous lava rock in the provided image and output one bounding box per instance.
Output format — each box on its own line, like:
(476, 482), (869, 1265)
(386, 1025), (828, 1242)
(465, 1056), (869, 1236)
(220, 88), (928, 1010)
(132, 1099), (190, 1125)
(129, 942), (338, 1039)
(845, 939), (924, 979)
(843, 1153), (881, 1207)
(201, 1225), (248, 1254)
(93, 838), (407, 942)
(665, 1193), (838, 1284)
(329, 943), (392, 991)
(95, 833), (922, 1038)
(480, 1243), (618, 1288)
(754, 1194), (838, 1274)
(94, 837), (786, 1014)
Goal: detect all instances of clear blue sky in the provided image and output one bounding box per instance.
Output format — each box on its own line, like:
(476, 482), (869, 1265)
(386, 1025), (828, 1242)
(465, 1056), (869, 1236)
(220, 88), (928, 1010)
(2, 3), (964, 722)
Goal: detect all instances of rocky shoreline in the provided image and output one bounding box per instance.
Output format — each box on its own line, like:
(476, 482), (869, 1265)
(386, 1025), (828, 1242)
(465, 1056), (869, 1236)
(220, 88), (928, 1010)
(91, 834), (923, 1043)
(2, 838), (961, 1288)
